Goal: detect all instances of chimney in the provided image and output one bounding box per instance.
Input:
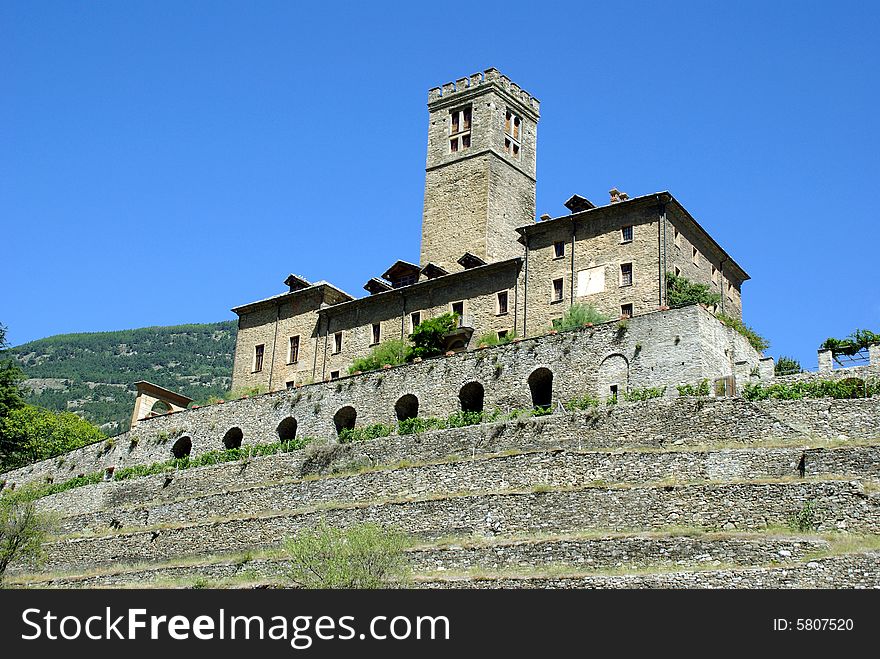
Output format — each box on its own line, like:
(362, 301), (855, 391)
(609, 188), (629, 203)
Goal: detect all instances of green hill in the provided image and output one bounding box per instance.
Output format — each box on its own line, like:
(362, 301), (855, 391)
(10, 321), (237, 434)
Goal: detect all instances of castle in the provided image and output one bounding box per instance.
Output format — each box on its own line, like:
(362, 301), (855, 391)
(231, 68), (748, 392)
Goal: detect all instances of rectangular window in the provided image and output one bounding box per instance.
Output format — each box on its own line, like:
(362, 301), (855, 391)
(496, 290), (509, 315)
(673, 227), (681, 248)
(410, 312), (421, 332)
(288, 335), (300, 364)
(621, 303), (633, 318)
(497, 330), (509, 340)
(674, 266), (681, 277)
(711, 266), (718, 284)
(330, 370), (340, 380)
(333, 332), (342, 354)
(553, 240), (565, 259)
(449, 106), (472, 153)
(504, 109), (522, 158)
(253, 344), (264, 372)
(620, 263), (633, 287)
(371, 323), (381, 345)
(452, 301), (464, 316)
(692, 247), (699, 267)
(621, 225), (633, 243)
(552, 278), (564, 302)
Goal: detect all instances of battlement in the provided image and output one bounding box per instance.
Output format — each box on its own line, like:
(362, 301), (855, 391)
(428, 68), (540, 115)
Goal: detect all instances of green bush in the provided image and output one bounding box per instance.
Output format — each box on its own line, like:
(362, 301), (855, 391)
(338, 423), (393, 443)
(282, 521), (411, 589)
(717, 314), (769, 352)
(475, 331), (517, 347)
(666, 272), (721, 308)
(407, 313), (459, 360)
(1, 494), (53, 583)
(742, 378), (879, 401)
(0, 405), (105, 472)
(564, 394), (600, 411)
(774, 356), (802, 376)
(552, 304), (610, 332)
(821, 329), (880, 357)
(623, 386), (667, 402)
(397, 416), (447, 435)
(445, 411), (484, 428)
(348, 339), (409, 374)
(677, 380), (710, 397)
(789, 500), (817, 532)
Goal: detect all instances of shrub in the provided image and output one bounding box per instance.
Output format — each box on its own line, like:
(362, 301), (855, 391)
(742, 378), (879, 401)
(564, 394), (600, 411)
(666, 272), (721, 308)
(623, 386), (666, 402)
(407, 313), (459, 360)
(445, 411), (484, 428)
(774, 356), (802, 376)
(717, 314), (769, 352)
(348, 339), (408, 374)
(475, 331), (517, 347)
(552, 304), (610, 332)
(397, 416), (447, 435)
(821, 329), (880, 358)
(282, 521), (411, 588)
(789, 500), (817, 532)
(1, 494), (53, 583)
(338, 423), (393, 444)
(677, 380), (710, 397)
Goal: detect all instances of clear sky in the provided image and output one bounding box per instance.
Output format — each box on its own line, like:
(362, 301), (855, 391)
(1, 1), (878, 370)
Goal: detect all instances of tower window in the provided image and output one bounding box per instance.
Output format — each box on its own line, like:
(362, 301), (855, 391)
(253, 344), (264, 372)
(553, 241), (565, 259)
(449, 106), (472, 153)
(497, 291), (509, 315)
(552, 278), (564, 302)
(621, 225), (633, 243)
(371, 323), (381, 345)
(620, 263), (633, 287)
(288, 335), (300, 364)
(410, 312), (421, 331)
(504, 109), (521, 158)
(333, 332), (343, 354)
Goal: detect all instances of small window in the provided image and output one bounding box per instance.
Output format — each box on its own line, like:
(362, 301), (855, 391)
(333, 332), (343, 354)
(552, 278), (564, 302)
(504, 109), (521, 158)
(330, 370), (340, 380)
(673, 227), (681, 248)
(288, 336), (300, 364)
(553, 241), (565, 259)
(410, 312), (421, 331)
(497, 291), (509, 315)
(692, 247), (699, 267)
(371, 323), (381, 345)
(609, 384), (618, 401)
(711, 266), (718, 284)
(674, 266), (681, 277)
(449, 106), (472, 153)
(621, 225), (633, 243)
(621, 303), (633, 318)
(620, 263), (633, 287)
(452, 301), (464, 317)
(253, 344), (264, 372)
(497, 330), (509, 340)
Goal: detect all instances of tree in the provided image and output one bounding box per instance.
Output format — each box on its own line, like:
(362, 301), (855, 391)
(0, 495), (52, 583)
(774, 356), (802, 376)
(282, 522), (411, 588)
(0, 406), (105, 472)
(407, 313), (458, 360)
(0, 323), (25, 422)
(666, 272), (721, 309)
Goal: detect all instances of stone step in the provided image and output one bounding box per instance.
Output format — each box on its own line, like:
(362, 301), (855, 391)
(22, 479), (878, 574)
(11, 532), (830, 588)
(41, 445), (880, 537)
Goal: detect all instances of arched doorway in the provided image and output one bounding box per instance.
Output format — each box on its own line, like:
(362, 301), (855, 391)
(459, 382), (485, 413)
(597, 354), (629, 401)
(528, 368), (553, 409)
(333, 406), (357, 435)
(277, 417), (298, 442)
(394, 394), (419, 421)
(171, 435), (192, 459)
(223, 427), (243, 449)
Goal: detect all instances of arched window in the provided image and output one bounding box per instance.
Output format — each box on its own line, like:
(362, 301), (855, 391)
(333, 406), (357, 435)
(223, 427), (243, 450)
(171, 436), (192, 459)
(528, 368), (553, 409)
(150, 400), (171, 416)
(395, 394), (419, 421)
(459, 382), (485, 413)
(277, 417), (298, 442)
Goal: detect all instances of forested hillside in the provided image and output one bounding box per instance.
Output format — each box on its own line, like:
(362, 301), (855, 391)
(10, 321), (236, 434)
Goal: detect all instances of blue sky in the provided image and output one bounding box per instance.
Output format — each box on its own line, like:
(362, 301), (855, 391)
(1, 1), (877, 369)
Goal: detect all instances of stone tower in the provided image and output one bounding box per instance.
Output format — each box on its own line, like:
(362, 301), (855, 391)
(420, 68), (540, 271)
